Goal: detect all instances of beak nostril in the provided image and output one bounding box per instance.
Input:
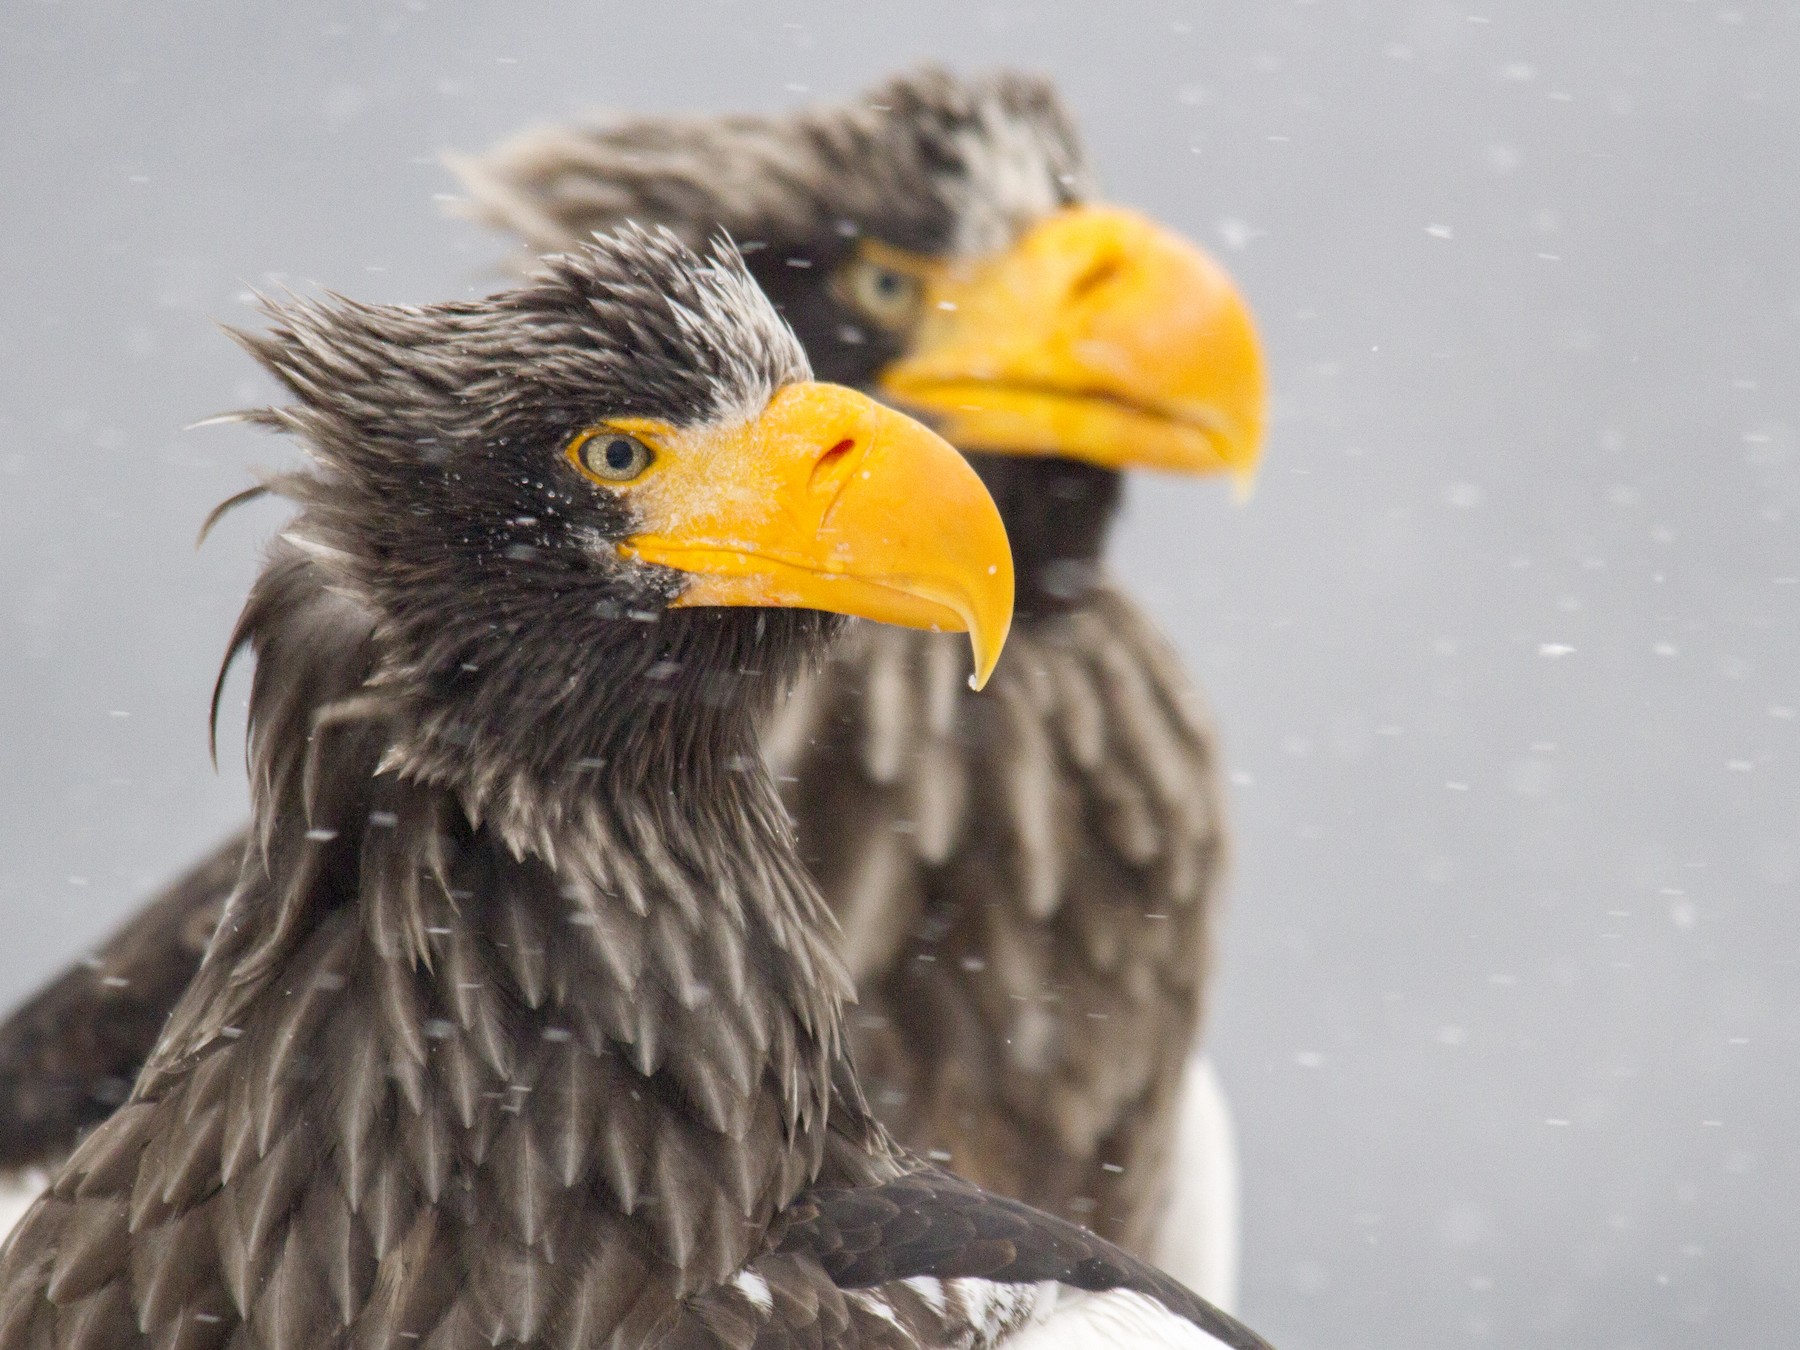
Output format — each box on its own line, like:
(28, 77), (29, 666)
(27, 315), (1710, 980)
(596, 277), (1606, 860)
(812, 437), (865, 529)
(810, 438), (857, 491)
(1069, 255), (1125, 301)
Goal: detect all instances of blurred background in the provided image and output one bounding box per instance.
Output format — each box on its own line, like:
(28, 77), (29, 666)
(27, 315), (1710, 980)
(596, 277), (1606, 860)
(2, 3), (1794, 1345)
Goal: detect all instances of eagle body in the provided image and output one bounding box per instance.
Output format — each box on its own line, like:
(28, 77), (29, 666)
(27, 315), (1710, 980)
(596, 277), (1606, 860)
(769, 584), (1223, 1259)
(0, 552), (859, 1347)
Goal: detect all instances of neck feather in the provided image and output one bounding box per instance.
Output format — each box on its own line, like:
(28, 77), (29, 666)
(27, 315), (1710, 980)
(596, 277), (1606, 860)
(150, 548), (867, 1301)
(967, 453), (1124, 621)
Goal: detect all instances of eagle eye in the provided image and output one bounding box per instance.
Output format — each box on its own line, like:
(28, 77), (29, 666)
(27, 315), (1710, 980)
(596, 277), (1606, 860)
(570, 429), (655, 485)
(837, 254), (926, 331)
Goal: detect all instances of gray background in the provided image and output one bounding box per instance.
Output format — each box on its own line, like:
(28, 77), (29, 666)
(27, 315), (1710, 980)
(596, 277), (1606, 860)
(1, 2), (1793, 1346)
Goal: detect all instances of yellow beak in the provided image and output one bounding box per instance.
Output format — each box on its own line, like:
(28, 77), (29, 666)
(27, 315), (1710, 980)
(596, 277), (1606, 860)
(618, 382), (1014, 689)
(879, 205), (1266, 486)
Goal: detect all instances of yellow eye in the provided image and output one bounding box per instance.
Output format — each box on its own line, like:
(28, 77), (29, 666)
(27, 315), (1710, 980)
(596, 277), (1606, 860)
(570, 429), (655, 484)
(838, 255), (926, 330)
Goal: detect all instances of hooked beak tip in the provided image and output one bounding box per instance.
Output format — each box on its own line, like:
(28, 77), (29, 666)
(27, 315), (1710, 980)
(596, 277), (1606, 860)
(1230, 464), (1260, 505)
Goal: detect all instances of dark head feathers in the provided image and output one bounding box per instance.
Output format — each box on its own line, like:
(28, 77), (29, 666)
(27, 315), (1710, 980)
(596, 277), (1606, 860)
(224, 226), (804, 608)
(211, 226), (826, 813)
(451, 66), (1091, 264)
(231, 225), (806, 457)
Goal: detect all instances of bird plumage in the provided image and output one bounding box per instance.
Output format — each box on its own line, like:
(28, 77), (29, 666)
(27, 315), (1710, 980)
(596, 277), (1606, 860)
(764, 582), (1224, 1263)
(0, 66), (1257, 1306)
(423, 67), (1257, 1291)
(0, 226), (1270, 1350)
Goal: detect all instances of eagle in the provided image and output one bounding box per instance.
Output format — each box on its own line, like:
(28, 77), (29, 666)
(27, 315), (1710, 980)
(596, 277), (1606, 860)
(0, 226), (1274, 1350)
(0, 69), (1264, 1303)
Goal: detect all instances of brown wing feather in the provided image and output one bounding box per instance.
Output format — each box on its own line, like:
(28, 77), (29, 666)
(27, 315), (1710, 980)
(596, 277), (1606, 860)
(768, 584), (1226, 1257)
(777, 1168), (1271, 1350)
(0, 837), (239, 1174)
(665, 1165), (1272, 1350)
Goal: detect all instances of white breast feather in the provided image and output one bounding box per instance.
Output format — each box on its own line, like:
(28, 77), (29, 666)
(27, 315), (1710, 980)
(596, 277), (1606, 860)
(0, 1172), (46, 1246)
(1006, 1287), (1238, 1349)
(1152, 1055), (1241, 1313)
(731, 1269), (773, 1313)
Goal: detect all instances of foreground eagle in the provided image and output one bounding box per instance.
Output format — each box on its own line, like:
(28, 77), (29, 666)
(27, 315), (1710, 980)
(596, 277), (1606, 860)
(0, 227), (1274, 1350)
(0, 70), (1264, 1299)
